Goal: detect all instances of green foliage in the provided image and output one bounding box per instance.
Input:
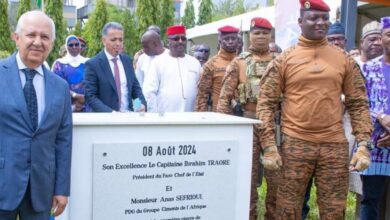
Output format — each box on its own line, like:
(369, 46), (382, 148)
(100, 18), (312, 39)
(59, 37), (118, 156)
(107, 3), (122, 23)
(0, 0), (15, 53)
(181, 0), (195, 28)
(197, 0), (213, 25)
(159, 0), (175, 38)
(135, 0), (161, 37)
(72, 19), (83, 37)
(267, 0), (275, 6)
(45, 0), (66, 65)
(82, 0), (108, 57)
(17, 0), (31, 21)
(121, 9), (139, 56)
(212, 0), (249, 22)
(233, 0), (245, 15)
(257, 178), (357, 220)
(0, 50), (11, 59)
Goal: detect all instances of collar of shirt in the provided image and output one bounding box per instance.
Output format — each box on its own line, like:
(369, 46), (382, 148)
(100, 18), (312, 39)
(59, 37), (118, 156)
(16, 52), (44, 76)
(104, 48), (119, 61)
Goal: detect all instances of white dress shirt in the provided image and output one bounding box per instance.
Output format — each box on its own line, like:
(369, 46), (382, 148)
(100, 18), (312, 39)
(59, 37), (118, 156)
(143, 53), (201, 112)
(16, 52), (45, 124)
(104, 49), (129, 111)
(135, 49), (168, 89)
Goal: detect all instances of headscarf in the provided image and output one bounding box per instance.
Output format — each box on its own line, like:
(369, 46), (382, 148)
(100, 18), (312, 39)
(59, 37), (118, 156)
(327, 22), (345, 35)
(54, 35), (88, 67)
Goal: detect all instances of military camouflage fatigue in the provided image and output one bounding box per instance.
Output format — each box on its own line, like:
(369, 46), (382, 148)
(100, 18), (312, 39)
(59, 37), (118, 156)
(264, 168), (281, 220)
(257, 36), (372, 220)
(257, 37), (372, 148)
(195, 48), (236, 112)
(276, 134), (349, 220)
(217, 47), (276, 220)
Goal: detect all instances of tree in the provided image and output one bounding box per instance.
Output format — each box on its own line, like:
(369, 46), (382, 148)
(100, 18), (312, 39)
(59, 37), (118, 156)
(107, 3), (122, 23)
(135, 0), (160, 36)
(159, 0), (175, 37)
(72, 19), (82, 37)
(17, 0), (31, 21)
(121, 9), (139, 56)
(0, 0), (15, 53)
(45, 0), (66, 65)
(83, 0), (108, 57)
(232, 0), (245, 16)
(181, 0), (195, 28)
(197, 0), (213, 25)
(212, 0), (234, 21)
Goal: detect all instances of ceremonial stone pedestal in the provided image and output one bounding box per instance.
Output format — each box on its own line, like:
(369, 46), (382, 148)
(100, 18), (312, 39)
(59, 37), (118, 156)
(57, 112), (259, 220)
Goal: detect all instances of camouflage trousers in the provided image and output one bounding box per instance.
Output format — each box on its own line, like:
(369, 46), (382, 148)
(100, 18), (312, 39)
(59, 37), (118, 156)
(250, 125), (281, 220)
(275, 134), (349, 220)
(250, 125), (262, 220)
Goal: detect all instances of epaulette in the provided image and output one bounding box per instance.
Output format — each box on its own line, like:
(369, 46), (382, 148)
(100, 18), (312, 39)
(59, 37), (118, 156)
(237, 51), (252, 60)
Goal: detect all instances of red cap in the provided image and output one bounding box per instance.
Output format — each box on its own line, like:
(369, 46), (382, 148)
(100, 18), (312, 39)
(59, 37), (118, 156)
(218, 25), (239, 33)
(300, 0), (330, 12)
(166, 25), (186, 36)
(250, 17), (272, 30)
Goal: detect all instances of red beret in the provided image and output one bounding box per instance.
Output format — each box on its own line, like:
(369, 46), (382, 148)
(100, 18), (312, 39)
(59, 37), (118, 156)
(166, 25), (186, 36)
(300, 0), (330, 12)
(218, 25), (239, 33)
(250, 17), (272, 30)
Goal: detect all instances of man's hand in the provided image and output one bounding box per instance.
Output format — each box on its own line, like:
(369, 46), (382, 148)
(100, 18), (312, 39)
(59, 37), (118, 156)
(262, 146), (282, 170)
(52, 195), (68, 217)
(136, 104), (146, 112)
(377, 133), (390, 147)
(350, 146), (371, 171)
(378, 114), (390, 132)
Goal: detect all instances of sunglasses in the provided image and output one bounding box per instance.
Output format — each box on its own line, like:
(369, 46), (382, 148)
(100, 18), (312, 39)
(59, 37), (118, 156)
(68, 43), (80, 48)
(169, 36), (187, 42)
(197, 49), (209, 53)
(80, 44), (86, 48)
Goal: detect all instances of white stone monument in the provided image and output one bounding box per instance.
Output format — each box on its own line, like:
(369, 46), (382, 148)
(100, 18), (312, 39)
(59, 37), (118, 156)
(57, 112), (259, 220)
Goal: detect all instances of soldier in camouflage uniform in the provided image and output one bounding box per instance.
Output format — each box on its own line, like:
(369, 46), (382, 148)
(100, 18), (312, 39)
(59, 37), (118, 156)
(217, 17), (278, 220)
(256, 0), (373, 219)
(195, 25), (240, 112)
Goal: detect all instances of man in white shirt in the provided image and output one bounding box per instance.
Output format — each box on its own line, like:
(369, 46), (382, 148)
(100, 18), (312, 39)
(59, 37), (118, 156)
(135, 30), (167, 88)
(84, 22), (146, 112)
(143, 25), (201, 112)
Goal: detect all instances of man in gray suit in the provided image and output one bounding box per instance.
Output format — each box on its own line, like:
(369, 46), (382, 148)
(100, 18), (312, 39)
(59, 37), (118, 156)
(0, 11), (72, 219)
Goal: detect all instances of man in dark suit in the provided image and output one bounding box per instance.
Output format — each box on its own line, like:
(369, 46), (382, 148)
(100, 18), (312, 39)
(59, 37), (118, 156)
(0, 11), (72, 219)
(85, 22), (146, 112)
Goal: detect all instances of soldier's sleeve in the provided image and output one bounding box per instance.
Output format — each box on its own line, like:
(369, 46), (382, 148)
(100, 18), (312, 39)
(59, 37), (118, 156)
(343, 56), (373, 142)
(216, 59), (239, 114)
(256, 57), (283, 148)
(195, 63), (213, 112)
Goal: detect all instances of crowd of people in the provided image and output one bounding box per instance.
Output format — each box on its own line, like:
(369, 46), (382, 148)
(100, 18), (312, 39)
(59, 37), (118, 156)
(0, 0), (389, 219)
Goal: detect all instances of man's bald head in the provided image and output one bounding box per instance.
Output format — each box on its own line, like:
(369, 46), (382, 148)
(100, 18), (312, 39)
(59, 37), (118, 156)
(147, 25), (161, 36)
(141, 30), (163, 56)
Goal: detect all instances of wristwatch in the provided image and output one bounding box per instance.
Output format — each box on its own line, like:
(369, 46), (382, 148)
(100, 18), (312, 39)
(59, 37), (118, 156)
(358, 141), (374, 151)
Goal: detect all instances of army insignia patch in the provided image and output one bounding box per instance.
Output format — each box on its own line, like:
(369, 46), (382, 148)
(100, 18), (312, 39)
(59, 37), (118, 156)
(304, 1), (311, 9)
(251, 21), (256, 28)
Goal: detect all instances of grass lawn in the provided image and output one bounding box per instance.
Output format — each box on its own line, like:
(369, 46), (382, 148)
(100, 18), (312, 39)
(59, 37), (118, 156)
(257, 179), (357, 220)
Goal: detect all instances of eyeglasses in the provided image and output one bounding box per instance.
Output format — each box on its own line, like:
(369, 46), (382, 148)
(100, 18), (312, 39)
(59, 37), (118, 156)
(68, 43), (80, 48)
(169, 36), (187, 42)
